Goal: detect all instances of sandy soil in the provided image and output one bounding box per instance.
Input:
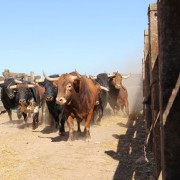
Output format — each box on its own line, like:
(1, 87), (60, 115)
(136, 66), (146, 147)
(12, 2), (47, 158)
(0, 109), (156, 180)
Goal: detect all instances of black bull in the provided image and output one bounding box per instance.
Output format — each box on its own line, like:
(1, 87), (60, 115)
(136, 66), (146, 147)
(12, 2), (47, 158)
(91, 73), (110, 124)
(0, 78), (22, 121)
(91, 72), (130, 117)
(9, 82), (42, 128)
(35, 74), (65, 135)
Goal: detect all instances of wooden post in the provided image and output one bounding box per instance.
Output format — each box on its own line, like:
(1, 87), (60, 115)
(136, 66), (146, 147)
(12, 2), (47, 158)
(30, 71), (34, 83)
(148, 3), (161, 177)
(158, 0), (180, 179)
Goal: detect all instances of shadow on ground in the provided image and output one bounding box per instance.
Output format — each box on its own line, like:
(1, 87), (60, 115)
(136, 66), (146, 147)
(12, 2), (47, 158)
(105, 112), (156, 180)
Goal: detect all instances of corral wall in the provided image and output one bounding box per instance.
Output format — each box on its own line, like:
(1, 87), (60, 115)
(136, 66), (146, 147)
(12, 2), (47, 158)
(158, 0), (180, 179)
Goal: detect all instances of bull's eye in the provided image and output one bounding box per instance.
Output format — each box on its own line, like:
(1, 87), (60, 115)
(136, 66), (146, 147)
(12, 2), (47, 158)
(66, 84), (72, 90)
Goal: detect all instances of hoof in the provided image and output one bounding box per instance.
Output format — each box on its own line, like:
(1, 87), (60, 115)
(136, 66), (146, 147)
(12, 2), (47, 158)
(94, 121), (101, 126)
(85, 138), (91, 142)
(60, 132), (66, 136)
(24, 124), (28, 129)
(67, 140), (73, 145)
(32, 123), (38, 130)
(8, 120), (14, 124)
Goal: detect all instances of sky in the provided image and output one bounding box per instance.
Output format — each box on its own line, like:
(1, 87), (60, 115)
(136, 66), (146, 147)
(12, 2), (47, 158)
(0, 0), (155, 77)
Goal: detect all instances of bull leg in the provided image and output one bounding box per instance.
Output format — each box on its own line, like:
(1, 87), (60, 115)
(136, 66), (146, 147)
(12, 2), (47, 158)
(59, 116), (66, 136)
(92, 105), (103, 125)
(125, 100), (129, 117)
(41, 103), (45, 123)
(96, 106), (103, 125)
(75, 119), (82, 139)
(113, 107), (118, 115)
(32, 106), (39, 129)
(17, 107), (22, 119)
(22, 112), (28, 128)
(7, 109), (13, 122)
(51, 112), (65, 136)
(77, 120), (81, 133)
(33, 112), (39, 129)
(67, 116), (74, 143)
(120, 105), (125, 117)
(124, 101), (129, 116)
(84, 108), (93, 142)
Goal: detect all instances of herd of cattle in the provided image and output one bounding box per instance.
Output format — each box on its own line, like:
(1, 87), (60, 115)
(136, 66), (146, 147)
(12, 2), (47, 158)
(0, 71), (130, 142)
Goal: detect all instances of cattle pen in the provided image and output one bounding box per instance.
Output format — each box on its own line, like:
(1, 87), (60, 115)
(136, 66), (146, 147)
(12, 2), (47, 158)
(0, 68), (157, 180)
(0, 0), (180, 180)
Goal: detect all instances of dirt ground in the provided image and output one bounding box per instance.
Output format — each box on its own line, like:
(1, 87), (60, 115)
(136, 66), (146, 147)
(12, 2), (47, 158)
(0, 107), (156, 180)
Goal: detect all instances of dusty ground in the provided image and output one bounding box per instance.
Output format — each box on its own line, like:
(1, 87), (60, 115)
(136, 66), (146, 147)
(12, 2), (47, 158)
(0, 108), (156, 180)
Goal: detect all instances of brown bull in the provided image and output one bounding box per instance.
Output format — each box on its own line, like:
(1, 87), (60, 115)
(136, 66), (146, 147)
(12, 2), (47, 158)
(43, 71), (108, 142)
(108, 72), (130, 116)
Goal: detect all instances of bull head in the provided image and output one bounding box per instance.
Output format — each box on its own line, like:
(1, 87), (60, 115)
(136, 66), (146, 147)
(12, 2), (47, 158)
(55, 74), (81, 105)
(0, 79), (23, 99)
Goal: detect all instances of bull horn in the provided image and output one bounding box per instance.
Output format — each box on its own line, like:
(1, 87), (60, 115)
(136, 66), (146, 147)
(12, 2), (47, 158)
(15, 80), (22, 84)
(122, 73), (131, 79)
(0, 80), (4, 85)
(35, 78), (44, 83)
(27, 84), (35, 88)
(9, 85), (17, 89)
(100, 86), (109, 92)
(43, 70), (59, 81)
(107, 73), (116, 78)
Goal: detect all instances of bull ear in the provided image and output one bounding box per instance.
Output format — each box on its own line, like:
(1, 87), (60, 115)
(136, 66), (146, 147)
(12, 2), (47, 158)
(53, 80), (58, 87)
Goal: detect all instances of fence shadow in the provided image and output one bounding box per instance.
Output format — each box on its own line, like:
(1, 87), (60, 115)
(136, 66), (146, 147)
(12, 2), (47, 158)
(105, 112), (156, 179)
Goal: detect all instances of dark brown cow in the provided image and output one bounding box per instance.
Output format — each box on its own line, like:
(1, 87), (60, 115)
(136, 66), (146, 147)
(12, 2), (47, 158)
(43, 71), (108, 142)
(108, 72), (130, 116)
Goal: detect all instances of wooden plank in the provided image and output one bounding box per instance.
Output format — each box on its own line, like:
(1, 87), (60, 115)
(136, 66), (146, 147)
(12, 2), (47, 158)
(145, 112), (160, 146)
(163, 74), (180, 125)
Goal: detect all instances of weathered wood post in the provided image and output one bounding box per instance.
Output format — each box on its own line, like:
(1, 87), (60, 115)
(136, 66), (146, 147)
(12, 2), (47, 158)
(148, 3), (161, 176)
(158, 0), (180, 179)
(30, 71), (34, 83)
(143, 29), (153, 149)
